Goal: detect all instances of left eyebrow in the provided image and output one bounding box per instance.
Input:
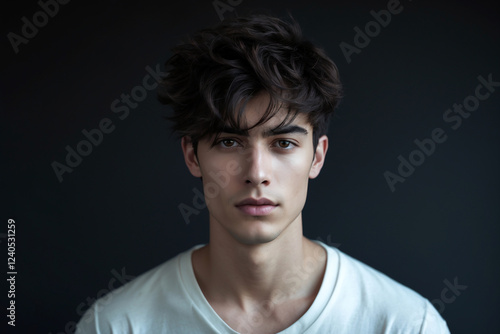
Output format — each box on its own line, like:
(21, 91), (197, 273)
(263, 125), (309, 137)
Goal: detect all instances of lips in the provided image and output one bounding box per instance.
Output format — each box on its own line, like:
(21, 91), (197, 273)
(235, 198), (278, 216)
(236, 198), (277, 206)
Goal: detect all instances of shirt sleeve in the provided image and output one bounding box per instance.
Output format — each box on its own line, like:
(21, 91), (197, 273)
(419, 300), (451, 334)
(74, 301), (105, 334)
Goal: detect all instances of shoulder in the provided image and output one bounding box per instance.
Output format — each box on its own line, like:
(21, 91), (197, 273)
(334, 248), (422, 301)
(320, 244), (450, 333)
(75, 245), (200, 333)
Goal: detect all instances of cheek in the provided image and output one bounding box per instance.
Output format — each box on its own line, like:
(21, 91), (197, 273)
(282, 150), (312, 173)
(200, 156), (239, 201)
(276, 154), (311, 191)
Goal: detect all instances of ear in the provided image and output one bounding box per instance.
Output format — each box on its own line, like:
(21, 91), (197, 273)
(181, 136), (202, 177)
(309, 135), (328, 179)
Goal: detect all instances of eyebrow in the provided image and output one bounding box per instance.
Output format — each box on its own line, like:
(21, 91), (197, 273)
(219, 125), (309, 137)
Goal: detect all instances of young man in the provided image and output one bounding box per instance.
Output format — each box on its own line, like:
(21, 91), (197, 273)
(76, 15), (450, 333)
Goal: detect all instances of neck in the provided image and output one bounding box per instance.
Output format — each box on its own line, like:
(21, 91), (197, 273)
(192, 214), (327, 311)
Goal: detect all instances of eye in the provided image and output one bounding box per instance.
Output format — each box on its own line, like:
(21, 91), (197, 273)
(276, 140), (294, 149)
(219, 138), (238, 148)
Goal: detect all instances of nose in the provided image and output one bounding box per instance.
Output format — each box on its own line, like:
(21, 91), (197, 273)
(243, 144), (271, 186)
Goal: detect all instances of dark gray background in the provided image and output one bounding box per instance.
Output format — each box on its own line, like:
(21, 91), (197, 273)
(2, 0), (499, 333)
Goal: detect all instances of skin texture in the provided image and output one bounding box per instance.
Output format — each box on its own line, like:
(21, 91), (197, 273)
(181, 92), (330, 333)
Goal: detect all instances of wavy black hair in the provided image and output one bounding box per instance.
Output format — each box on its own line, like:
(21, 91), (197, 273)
(158, 14), (342, 156)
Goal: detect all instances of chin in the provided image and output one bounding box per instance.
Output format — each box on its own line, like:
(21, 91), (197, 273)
(230, 226), (281, 246)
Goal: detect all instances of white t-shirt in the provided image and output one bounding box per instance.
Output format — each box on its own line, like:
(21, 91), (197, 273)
(75, 242), (450, 333)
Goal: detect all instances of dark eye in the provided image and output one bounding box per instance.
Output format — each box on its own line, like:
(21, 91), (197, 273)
(221, 139), (237, 147)
(277, 140), (292, 148)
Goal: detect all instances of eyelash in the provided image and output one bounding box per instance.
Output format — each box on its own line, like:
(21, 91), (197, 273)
(216, 138), (297, 150)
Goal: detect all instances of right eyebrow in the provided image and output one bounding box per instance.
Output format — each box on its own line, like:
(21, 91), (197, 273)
(218, 126), (249, 136)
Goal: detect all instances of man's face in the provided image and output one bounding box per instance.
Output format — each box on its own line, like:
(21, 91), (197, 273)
(182, 93), (328, 245)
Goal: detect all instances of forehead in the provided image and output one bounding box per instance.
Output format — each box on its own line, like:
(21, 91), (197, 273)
(227, 92), (312, 135)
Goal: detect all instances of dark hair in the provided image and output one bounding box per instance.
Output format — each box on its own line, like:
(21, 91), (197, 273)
(158, 14), (342, 155)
